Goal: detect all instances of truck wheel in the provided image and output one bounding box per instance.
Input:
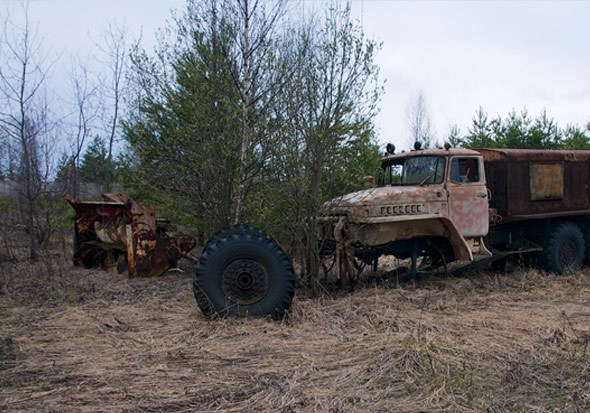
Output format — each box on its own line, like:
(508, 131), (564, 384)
(193, 228), (295, 319)
(583, 227), (590, 264)
(538, 222), (585, 275)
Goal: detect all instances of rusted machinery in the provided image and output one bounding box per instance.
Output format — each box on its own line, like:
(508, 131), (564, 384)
(67, 193), (196, 277)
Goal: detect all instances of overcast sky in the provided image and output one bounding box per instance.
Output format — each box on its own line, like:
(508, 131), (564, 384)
(5, 0), (590, 151)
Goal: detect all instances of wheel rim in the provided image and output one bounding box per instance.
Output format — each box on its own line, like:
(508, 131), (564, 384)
(221, 259), (270, 305)
(558, 238), (577, 271)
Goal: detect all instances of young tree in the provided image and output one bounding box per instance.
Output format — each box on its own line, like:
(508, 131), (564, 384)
(62, 55), (101, 198)
(0, 3), (57, 260)
(527, 110), (560, 149)
(264, 3), (383, 286)
(404, 90), (435, 149)
(561, 124), (590, 149)
(0, 97), (10, 179)
(498, 109), (532, 148)
(123, 0), (254, 230)
(124, 0), (294, 231)
(463, 107), (499, 148)
(446, 124), (462, 148)
(231, 0), (288, 224)
(95, 20), (129, 191)
(79, 135), (114, 185)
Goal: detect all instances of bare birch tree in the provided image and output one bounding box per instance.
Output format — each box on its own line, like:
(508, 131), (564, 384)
(271, 4), (382, 287)
(0, 2), (57, 259)
(95, 20), (128, 191)
(233, 0), (287, 224)
(404, 90), (435, 149)
(124, 0), (289, 231)
(62, 55), (101, 198)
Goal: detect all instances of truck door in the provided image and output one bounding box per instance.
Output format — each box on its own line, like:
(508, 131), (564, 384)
(446, 156), (489, 237)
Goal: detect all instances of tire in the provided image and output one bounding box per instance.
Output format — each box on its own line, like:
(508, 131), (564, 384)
(203, 224), (269, 253)
(194, 227), (295, 319)
(538, 222), (585, 275)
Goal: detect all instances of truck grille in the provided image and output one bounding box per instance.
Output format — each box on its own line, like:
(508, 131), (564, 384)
(380, 203), (428, 216)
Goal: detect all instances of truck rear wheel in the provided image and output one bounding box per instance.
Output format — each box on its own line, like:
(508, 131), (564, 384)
(193, 227), (295, 319)
(538, 222), (585, 275)
(583, 226), (590, 264)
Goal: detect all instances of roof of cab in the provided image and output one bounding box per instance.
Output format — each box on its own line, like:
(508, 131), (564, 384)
(381, 147), (481, 162)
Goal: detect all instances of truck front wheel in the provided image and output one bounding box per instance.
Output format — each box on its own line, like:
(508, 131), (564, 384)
(538, 222), (585, 275)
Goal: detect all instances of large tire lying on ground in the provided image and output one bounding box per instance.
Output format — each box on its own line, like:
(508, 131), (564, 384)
(538, 221), (585, 275)
(193, 226), (295, 319)
(202, 224), (270, 253)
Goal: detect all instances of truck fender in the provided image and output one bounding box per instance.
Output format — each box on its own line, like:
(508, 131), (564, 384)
(437, 217), (473, 261)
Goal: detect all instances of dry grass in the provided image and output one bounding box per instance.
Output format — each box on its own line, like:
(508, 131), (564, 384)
(1, 244), (590, 412)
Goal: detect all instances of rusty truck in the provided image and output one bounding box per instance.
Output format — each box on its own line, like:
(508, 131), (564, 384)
(193, 145), (590, 318)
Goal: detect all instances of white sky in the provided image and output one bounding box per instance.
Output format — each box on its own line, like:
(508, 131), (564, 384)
(6, 0), (590, 151)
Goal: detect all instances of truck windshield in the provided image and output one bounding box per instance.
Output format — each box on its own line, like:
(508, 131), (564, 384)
(382, 156), (446, 186)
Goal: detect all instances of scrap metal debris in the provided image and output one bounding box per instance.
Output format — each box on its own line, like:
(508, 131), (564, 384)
(66, 193), (196, 277)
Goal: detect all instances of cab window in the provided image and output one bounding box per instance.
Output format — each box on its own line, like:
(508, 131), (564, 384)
(380, 156), (446, 186)
(450, 157), (480, 183)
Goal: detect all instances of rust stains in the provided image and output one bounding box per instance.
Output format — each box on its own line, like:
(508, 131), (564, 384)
(477, 148), (590, 163)
(529, 162), (564, 201)
(66, 193), (196, 277)
(479, 148), (590, 221)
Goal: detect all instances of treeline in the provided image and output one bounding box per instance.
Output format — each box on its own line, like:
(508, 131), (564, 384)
(451, 107), (590, 150)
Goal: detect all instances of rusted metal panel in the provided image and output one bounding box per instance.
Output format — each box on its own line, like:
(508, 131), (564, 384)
(530, 163), (563, 201)
(447, 183), (489, 237)
(325, 186), (448, 220)
(447, 155), (489, 238)
(478, 149), (590, 222)
(478, 148), (590, 163)
(67, 193), (196, 277)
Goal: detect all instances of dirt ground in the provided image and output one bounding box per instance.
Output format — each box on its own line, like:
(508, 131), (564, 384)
(1, 251), (590, 412)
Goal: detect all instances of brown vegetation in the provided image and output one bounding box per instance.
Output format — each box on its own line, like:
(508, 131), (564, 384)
(1, 240), (589, 412)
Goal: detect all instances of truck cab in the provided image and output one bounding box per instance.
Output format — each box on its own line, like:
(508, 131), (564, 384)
(319, 146), (492, 277)
(380, 147), (490, 240)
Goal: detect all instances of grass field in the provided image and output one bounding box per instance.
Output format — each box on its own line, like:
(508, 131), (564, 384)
(1, 245), (589, 412)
